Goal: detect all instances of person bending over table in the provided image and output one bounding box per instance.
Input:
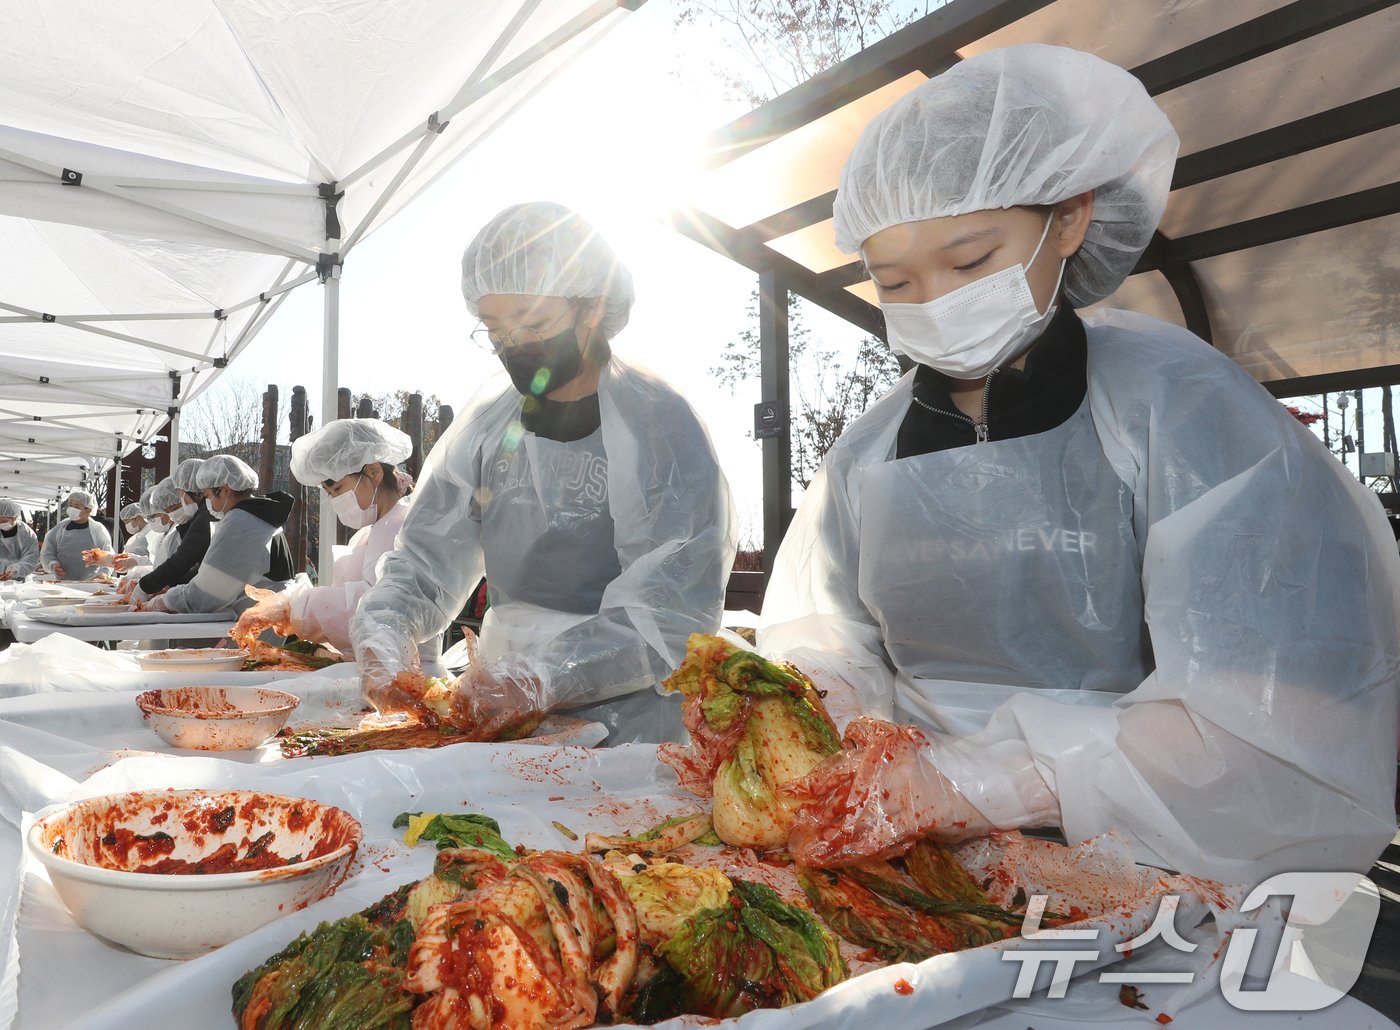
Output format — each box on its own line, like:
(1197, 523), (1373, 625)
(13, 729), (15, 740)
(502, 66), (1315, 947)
(0, 501), (39, 581)
(140, 455), (295, 616)
(759, 44), (1400, 884)
(231, 418), (440, 665)
(351, 202), (737, 744)
(39, 490), (111, 580)
(132, 458), (211, 602)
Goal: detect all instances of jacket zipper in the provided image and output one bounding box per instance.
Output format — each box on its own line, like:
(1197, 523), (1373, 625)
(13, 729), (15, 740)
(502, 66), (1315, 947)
(910, 367), (1002, 444)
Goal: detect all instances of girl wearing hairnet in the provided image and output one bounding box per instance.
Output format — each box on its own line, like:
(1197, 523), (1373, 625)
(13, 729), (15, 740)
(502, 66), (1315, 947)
(140, 455), (295, 615)
(352, 202), (737, 744)
(38, 489), (111, 580)
(0, 501), (39, 580)
(231, 418), (427, 656)
(762, 45), (1400, 884)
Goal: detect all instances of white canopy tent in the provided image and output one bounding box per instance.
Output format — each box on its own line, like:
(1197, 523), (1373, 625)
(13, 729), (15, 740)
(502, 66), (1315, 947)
(0, 0), (642, 569)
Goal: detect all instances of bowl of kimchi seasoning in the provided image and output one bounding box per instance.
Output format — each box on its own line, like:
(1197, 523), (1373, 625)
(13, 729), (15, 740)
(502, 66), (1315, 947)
(136, 686), (300, 750)
(26, 788), (361, 959)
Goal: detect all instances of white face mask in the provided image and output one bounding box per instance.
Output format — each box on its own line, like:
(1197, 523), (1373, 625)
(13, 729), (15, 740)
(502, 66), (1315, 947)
(168, 504), (191, 526)
(205, 496), (224, 522)
(0, 521), (15, 531)
(330, 473), (378, 530)
(879, 214), (1066, 380)
(66, 505), (84, 521)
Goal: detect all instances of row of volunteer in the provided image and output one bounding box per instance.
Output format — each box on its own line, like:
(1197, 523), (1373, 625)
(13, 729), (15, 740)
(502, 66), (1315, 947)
(7, 43), (1396, 886)
(333, 43), (1391, 885)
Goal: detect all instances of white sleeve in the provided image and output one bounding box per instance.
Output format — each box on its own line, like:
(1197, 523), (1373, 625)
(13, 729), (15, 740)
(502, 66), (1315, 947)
(758, 456), (897, 729)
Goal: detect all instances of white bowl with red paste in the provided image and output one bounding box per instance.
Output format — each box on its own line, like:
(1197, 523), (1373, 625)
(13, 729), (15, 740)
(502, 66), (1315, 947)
(136, 647), (249, 673)
(26, 788), (361, 959)
(135, 686), (300, 750)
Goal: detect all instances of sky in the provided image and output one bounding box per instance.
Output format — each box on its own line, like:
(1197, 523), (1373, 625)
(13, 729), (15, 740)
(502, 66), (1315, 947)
(184, 2), (873, 546)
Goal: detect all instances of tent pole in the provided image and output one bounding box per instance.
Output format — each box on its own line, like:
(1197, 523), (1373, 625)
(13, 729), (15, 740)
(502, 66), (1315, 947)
(112, 454), (123, 546)
(319, 265), (341, 584)
(169, 411), (181, 476)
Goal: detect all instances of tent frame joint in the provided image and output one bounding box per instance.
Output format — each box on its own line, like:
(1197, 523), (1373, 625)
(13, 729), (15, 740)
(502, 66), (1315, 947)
(60, 168), (82, 187)
(428, 111), (450, 134)
(317, 252), (343, 283)
(319, 181), (343, 239)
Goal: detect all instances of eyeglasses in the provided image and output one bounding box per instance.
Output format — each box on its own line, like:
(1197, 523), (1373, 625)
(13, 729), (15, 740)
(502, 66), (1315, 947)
(469, 307), (574, 354)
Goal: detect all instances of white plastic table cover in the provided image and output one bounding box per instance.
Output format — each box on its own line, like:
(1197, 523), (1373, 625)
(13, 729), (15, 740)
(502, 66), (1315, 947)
(0, 664), (609, 767)
(8, 608), (233, 643)
(0, 720), (1282, 1030)
(0, 635), (295, 697)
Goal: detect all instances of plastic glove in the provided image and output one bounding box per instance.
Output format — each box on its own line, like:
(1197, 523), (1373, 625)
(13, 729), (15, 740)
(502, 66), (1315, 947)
(231, 586), (294, 647)
(783, 717), (1059, 867)
(49, 563), (66, 578)
(439, 656), (548, 741)
(82, 548), (114, 567)
(359, 635), (429, 721)
(0, 568), (11, 582)
(139, 592), (173, 614)
(112, 554), (138, 573)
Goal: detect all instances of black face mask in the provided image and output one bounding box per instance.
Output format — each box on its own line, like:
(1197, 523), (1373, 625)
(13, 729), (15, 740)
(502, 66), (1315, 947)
(499, 327), (584, 399)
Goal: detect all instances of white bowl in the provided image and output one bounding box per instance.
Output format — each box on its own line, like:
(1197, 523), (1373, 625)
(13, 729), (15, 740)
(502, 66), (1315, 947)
(136, 686), (300, 751)
(136, 647), (249, 673)
(27, 789), (361, 960)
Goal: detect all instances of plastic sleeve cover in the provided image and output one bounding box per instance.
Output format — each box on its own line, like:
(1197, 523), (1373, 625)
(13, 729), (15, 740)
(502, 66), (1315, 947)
(758, 380), (913, 724)
(351, 391), (503, 679)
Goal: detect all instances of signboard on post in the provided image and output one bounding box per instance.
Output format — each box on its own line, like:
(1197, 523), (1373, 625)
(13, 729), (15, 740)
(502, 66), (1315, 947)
(754, 400), (786, 440)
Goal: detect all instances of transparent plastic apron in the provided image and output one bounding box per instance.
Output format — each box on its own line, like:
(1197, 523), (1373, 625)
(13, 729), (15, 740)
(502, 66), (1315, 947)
(476, 429), (676, 743)
(857, 396), (1152, 737)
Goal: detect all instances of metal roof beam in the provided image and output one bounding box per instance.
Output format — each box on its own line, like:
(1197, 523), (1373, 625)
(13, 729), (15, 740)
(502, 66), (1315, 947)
(699, 0), (1054, 168)
(1174, 87), (1400, 189)
(667, 206), (884, 338)
(1136, 181), (1400, 271)
(1264, 364), (1400, 397)
(1133, 0), (1397, 97)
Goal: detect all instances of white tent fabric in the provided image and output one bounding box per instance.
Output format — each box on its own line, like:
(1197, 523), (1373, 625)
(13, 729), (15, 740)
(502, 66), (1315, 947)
(0, 0), (638, 516)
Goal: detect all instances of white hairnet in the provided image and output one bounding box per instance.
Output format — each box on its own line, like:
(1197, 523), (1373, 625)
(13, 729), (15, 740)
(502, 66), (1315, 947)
(67, 489), (95, 510)
(0, 500), (20, 519)
(150, 478), (181, 510)
(290, 418), (413, 486)
(833, 44), (1180, 307)
(173, 457), (206, 493)
(461, 202), (635, 338)
(138, 486), (158, 515)
(119, 502), (143, 521)
(196, 454), (259, 492)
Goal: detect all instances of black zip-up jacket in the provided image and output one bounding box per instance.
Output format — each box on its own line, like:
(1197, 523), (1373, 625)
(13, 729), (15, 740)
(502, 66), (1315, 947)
(896, 304), (1088, 458)
(138, 503), (212, 594)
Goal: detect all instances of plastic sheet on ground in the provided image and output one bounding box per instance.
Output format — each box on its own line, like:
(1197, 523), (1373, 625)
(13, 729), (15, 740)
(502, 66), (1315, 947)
(0, 730), (1257, 1030)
